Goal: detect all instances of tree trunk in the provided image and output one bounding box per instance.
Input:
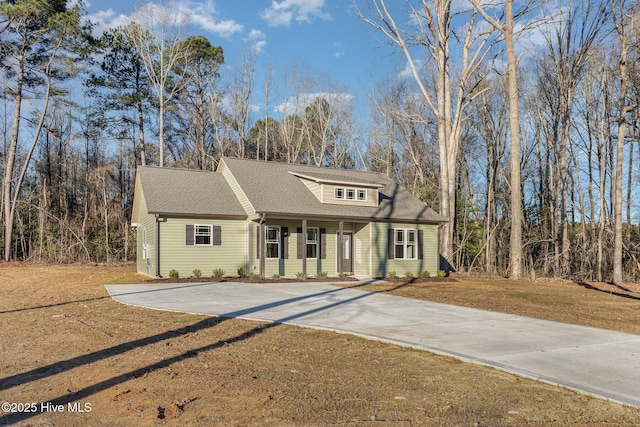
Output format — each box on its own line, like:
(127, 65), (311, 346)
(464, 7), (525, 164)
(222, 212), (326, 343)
(505, 0), (523, 280)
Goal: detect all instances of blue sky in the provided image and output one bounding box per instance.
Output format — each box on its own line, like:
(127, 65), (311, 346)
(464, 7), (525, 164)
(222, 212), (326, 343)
(85, 0), (403, 122)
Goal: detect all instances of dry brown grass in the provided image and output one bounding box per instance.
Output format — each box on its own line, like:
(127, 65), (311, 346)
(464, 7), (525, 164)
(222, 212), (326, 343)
(1, 264), (639, 426)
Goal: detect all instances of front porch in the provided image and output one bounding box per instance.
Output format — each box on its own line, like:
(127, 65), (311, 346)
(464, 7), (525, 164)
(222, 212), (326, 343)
(251, 218), (370, 279)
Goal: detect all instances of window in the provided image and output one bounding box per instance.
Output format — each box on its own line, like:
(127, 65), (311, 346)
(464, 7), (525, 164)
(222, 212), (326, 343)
(395, 229), (417, 259)
(335, 186), (368, 202)
(306, 228), (318, 258)
(346, 188), (355, 200)
(195, 225), (212, 246)
(266, 226), (280, 258)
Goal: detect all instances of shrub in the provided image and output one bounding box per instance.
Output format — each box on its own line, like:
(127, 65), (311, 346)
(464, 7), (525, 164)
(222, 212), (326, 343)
(249, 273), (262, 280)
(212, 268), (225, 278)
(169, 269), (179, 279)
(192, 268), (202, 278)
(338, 272), (350, 278)
(405, 272), (414, 279)
(420, 270), (431, 278)
(437, 269), (447, 278)
(271, 274), (281, 280)
(237, 267), (249, 277)
(316, 271), (328, 279)
(295, 271), (308, 280)
(386, 270), (397, 279)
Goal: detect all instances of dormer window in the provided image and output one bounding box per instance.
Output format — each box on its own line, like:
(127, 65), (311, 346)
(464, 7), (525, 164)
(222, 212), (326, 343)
(357, 189), (367, 201)
(335, 187), (344, 199)
(346, 188), (355, 200)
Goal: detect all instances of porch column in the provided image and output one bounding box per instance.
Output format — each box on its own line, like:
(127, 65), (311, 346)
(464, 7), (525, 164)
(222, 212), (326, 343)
(301, 219), (307, 275)
(337, 220), (343, 275)
(259, 219), (266, 279)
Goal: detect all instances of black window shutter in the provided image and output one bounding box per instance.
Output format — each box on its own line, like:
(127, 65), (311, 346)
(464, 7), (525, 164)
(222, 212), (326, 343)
(186, 224), (194, 245)
(282, 227), (289, 259)
(388, 228), (395, 259)
(320, 228), (326, 259)
(296, 227), (303, 259)
(212, 226), (222, 246)
(418, 229), (424, 259)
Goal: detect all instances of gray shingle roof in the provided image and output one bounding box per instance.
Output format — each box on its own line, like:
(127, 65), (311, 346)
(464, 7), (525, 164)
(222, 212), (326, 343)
(137, 166), (246, 218)
(222, 157), (445, 223)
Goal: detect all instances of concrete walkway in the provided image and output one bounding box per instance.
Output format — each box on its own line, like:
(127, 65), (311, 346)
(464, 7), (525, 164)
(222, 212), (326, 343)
(105, 281), (640, 408)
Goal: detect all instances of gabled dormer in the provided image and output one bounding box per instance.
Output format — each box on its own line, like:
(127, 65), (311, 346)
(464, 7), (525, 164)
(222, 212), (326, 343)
(288, 170), (383, 207)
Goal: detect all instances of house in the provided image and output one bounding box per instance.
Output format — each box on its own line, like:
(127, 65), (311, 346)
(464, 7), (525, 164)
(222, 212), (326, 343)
(131, 157), (446, 278)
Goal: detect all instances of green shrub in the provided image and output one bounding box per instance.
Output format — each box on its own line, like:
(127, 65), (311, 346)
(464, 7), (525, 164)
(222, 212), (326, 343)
(295, 271), (308, 280)
(192, 268), (202, 278)
(316, 271), (328, 279)
(437, 269), (447, 278)
(338, 272), (350, 278)
(169, 269), (179, 279)
(212, 268), (225, 278)
(271, 274), (281, 280)
(420, 270), (431, 278)
(237, 267), (249, 277)
(249, 273), (262, 280)
(405, 272), (414, 279)
(386, 270), (397, 279)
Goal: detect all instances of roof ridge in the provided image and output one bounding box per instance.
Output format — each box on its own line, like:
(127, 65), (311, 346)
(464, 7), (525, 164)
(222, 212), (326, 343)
(221, 156), (384, 176)
(139, 165), (215, 173)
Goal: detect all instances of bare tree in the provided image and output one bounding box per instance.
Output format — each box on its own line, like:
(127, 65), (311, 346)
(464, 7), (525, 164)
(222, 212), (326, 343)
(355, 0), (498, 270)
(127, 0), (190, 167)
(469, 0), (544, 280)
(229, 47), (256, 159)
(539, 1), (611, 276)
(612, 1), (633, 285)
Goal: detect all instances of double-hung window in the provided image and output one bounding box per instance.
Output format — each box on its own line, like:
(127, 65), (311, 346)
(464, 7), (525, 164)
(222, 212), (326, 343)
(195, 225), (212, 246)
(394, 229), (417, 259)
(265, 226), (280, 259)
(306, 228), (319, 258)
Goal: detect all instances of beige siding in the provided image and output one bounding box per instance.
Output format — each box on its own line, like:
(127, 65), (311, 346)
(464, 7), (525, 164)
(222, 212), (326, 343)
(299, 179), (322, 201)
(371, 222), (439, 277)
(159, 217), (247, 278)
(321, 185), (378, 207)
(219, 161), (255, 216)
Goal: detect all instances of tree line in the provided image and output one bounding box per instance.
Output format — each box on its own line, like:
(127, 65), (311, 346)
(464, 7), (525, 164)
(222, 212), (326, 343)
(1, 0), (638, 284)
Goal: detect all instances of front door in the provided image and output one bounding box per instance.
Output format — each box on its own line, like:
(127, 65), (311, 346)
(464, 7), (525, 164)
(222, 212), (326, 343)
(339, 232), (353, 274)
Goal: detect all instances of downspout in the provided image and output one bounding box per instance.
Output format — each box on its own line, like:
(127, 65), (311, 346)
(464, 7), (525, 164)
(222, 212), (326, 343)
(155, 214), (161, 277)
(259, 213), (266, 279)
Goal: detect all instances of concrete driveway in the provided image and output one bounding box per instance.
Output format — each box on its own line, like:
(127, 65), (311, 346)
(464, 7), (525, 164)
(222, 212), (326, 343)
(105, 281), (640, 408)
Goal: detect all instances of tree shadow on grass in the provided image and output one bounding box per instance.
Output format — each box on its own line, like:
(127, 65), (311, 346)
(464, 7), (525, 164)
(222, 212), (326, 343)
(0, 285), (374, 425)
(575, 281), (640, 301)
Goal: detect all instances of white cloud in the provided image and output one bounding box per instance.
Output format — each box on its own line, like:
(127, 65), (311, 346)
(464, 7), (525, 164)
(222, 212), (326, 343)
(87, 1), (243, 39)
(398, 59), (424, 79)
(275, 92), (354, 116)
(261, 0), (330, 27)
(246, 29), (267, 54)
(332, 42), (344, 58)
(86, 8), (131, 36)
(179, 1), (243, 38)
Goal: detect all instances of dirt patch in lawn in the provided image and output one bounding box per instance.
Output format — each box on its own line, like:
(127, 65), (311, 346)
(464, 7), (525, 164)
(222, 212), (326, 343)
(1, 264), (640, 426)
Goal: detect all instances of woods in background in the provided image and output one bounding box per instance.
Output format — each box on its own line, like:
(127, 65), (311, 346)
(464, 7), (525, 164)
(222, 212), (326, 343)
(1, 0), (639, 283)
